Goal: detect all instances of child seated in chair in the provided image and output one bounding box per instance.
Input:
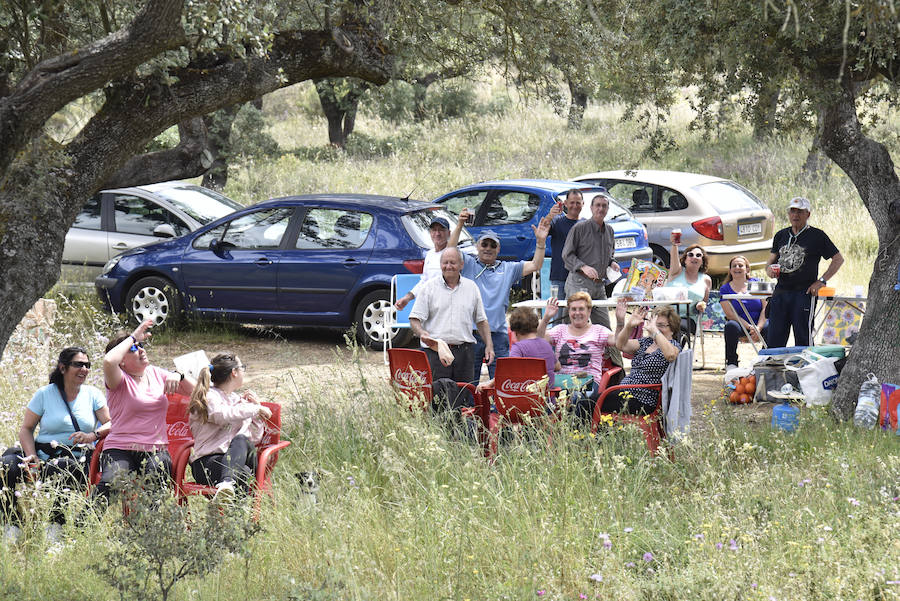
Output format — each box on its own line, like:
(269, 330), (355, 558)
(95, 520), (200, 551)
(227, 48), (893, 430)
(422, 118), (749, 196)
(476, 307), (560, 394)
(189, 354), (271, 497)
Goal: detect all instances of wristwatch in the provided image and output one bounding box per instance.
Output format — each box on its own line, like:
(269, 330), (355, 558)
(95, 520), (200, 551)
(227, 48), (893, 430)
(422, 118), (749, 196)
(818, 277), (827, 285)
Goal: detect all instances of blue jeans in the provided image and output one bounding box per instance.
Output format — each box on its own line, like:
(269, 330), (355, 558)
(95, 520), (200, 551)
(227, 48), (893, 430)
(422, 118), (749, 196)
(767, 290), (814, 348)
(473, 330), (510, 383)
(724, 320), (769, 366)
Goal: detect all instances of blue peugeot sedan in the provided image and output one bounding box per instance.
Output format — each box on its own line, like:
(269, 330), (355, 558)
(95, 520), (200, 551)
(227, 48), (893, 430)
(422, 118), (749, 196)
(433, 179), (652, 271)
(95, 194), (466, 348)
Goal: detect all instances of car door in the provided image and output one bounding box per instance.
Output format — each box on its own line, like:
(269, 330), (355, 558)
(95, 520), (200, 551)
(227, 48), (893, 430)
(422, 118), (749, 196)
(61, 194), (108, 283)
(109, 193), (192, 256)
(181, 207), (295, 316)
(276, 207), (375, 322)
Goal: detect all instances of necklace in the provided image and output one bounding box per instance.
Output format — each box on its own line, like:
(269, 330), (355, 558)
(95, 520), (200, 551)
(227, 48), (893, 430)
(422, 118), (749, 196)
(787, 224), (809, 248)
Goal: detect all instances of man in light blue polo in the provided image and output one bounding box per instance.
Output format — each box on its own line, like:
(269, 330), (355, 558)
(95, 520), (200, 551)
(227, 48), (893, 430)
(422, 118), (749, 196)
(449, 211), (551, 382)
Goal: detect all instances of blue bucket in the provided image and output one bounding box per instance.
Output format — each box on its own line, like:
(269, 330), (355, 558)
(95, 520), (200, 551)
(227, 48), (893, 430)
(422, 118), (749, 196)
(772, 403), (800, 432)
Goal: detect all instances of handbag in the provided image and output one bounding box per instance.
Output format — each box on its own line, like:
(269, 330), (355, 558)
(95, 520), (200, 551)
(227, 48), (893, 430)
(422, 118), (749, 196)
(783, 350), (839, 406)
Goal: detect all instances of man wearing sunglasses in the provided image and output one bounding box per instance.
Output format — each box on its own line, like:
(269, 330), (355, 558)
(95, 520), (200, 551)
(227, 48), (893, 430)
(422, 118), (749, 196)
(561, 193), (623, 366)
(448, 211), (551, 383)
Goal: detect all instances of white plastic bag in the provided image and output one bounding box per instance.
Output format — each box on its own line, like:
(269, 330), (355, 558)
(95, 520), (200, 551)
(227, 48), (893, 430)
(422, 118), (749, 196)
(783, 350), (839, 406)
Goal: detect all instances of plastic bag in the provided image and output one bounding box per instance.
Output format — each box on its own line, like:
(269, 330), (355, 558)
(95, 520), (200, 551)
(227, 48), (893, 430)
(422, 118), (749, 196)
(783, 350), (839, 406)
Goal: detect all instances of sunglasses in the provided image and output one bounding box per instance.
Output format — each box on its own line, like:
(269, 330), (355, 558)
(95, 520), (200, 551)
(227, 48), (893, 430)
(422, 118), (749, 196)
(686, 251), (704, 258)
(129, 341), (146, 353)
(479, 240), (498, 249)
(69, 360), (91, 369)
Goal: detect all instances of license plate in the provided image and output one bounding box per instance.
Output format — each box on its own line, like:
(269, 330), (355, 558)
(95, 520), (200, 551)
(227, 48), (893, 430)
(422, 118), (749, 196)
(739, 222), (762, 236)
(615, 236), (637, 249)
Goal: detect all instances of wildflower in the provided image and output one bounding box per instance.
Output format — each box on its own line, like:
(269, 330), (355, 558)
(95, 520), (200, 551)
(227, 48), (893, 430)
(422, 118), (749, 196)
(715, 542), (723, 550)
(847, 497), (860, 506)
(693, 533), (704, 541)
(823, 525), (833, 531)
(624, 527), (633, 533)
(347, 476), (356, 486)
(50, 440), (59, 449)
(589, 573), (603, 582)
(729, 540), (739, 551)
(14, 490), (21, 498)
(603, 540), (612, 550)
(643, 552), (654, 562)
(580, 595), (587, 599)
(537, 590), (545, 596)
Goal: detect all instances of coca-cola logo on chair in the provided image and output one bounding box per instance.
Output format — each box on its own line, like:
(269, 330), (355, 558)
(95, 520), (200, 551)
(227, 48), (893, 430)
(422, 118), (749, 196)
(497, 378), (538, 398)
(394, 368), (427, 388)
(167, 421), (191, 439)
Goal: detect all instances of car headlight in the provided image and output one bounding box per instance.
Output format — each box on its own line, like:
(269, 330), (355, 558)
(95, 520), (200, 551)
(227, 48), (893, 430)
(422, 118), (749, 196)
(101, 256), (121, 275)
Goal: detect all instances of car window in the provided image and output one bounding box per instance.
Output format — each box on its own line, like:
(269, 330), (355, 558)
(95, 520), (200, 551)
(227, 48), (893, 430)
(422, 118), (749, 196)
(660, 187), (689, 212)
(295, 208), (373, 249)
(193, 208), (293, 250)
(438, 190), (489, 217)
(113, 195), (191, 237)
(692, 181), (767, 213)
(73, 195), (102, 230)
(483, 190), (540, 225)
(401, 209), (474, 248)
(604, 182), (656, 213)
(150, 184), (243, 224)
(577, 191), (631, 221)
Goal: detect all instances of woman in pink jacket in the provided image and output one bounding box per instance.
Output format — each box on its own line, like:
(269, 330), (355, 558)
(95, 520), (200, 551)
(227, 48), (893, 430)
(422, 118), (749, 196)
(188, 353), (271, 496)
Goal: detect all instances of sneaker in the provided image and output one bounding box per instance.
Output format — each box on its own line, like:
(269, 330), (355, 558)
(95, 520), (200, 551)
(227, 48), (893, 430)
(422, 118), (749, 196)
(213, 480), (235, 502)
(3, 524), (22, 545)
(45, 522), (63, 544)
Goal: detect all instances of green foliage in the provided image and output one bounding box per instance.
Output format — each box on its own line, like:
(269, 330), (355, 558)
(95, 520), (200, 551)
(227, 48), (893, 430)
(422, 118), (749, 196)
(92, 473), (258, 601)
(230, 103), (280, 159)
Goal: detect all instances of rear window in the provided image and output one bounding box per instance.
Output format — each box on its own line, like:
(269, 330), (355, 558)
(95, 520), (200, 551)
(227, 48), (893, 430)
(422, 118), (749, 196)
(402, 209), (474, 249)
(575, 192), (633, 222)
(152, 185), (244, 224)
(692, 181), (766, 213)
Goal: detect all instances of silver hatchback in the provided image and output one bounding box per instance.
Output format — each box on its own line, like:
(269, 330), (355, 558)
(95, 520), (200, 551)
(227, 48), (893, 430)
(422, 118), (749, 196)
(62, 181), (243, 285)
(571, 170), (774, 277)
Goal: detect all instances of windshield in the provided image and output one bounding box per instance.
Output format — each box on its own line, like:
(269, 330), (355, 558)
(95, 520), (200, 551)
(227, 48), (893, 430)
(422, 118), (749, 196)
(692, 181), (767, 213)
(573, 191), (633, 221)
(402, 208), (474, 249)
(152, 185), (244, 224)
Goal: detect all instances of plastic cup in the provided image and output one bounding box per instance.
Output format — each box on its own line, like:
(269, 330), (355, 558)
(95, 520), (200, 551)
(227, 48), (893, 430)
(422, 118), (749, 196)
(550, 284), (559, 299)
(771, 263), (781, 277)
(672, 228), (682, 244)
(854, 285), (865, 298)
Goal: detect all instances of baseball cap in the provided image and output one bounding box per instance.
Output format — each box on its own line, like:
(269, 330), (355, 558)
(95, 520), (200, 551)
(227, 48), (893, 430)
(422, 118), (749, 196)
(429, 216), (450, 229)
(477, 230), (500, 244)
(788, 196), (811, 211)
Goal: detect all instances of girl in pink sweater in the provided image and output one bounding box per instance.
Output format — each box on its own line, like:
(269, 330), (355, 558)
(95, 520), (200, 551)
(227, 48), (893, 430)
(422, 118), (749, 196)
(188, 353), (271, 496)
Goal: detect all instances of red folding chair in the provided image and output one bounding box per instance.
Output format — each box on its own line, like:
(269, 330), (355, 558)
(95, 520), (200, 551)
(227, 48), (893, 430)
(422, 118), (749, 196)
(474, 357), (561, 460)
(172, 401), (291, 518)
(590, 383), (670, 457)
(387, 348), (433, 410)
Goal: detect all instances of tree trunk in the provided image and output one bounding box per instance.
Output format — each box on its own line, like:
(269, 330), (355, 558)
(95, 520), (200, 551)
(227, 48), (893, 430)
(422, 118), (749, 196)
(751, 84), (779, 139)
(201, 104), (242, 190)
(819, 80), (900, 421)
(800, 106), (831, 183)
(314, 78), (368, 147)
(567, 77), (587, 130)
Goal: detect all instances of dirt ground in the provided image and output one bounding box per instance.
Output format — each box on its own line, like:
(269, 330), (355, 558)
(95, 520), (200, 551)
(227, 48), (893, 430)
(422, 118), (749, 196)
(148, 325), (777, 429)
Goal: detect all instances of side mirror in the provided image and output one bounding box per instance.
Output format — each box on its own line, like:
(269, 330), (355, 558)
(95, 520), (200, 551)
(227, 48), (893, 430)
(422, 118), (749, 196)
(209, 239), (220, 252)
(153, 224), (177, 238)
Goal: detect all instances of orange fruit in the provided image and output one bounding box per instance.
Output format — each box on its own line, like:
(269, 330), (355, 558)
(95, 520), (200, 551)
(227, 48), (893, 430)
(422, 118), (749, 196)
(745, 382), (756, 396)
(735, 383), (745, 395)
(747, 374), (756, 387)
(730, 391), (740, 403)
(739, 394), (750, 404)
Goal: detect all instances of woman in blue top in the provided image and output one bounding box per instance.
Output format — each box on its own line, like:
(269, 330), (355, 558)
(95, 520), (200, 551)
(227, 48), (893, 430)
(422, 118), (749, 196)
(719, 255), (769, 370)
(1, 346), (110, 543)
(664, 233), (712, 337)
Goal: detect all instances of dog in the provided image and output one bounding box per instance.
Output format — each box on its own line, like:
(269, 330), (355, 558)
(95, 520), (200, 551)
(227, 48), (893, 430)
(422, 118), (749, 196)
(294, 471), (320, 506)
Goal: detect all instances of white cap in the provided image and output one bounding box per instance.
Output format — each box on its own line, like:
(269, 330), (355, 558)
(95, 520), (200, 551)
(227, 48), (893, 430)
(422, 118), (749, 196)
(788, 196), (811, 212)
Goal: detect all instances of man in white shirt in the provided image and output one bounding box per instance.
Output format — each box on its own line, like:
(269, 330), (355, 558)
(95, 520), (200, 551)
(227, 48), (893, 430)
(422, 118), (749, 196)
(394, 216), (451, 310)
(409, 247), (493, 383)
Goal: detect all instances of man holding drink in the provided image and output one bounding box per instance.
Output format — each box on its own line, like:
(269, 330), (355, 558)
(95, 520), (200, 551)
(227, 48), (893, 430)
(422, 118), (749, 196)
(765, 196), (844, 347)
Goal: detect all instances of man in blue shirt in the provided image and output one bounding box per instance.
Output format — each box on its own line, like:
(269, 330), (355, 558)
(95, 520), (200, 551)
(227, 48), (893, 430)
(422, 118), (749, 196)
(547, 189), (584, 297)
(449, 212), (551, 382)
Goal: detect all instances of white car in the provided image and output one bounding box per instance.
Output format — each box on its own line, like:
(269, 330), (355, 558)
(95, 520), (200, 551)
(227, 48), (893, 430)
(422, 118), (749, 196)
(62, 181), (243, 284)
(571, 170), (774, 278)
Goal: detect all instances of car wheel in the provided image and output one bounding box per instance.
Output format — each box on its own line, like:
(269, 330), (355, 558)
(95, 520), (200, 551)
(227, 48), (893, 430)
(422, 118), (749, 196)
(650, 245), (670, 269)
(355, 290), (412, 350)
(126, 276), (181, 327)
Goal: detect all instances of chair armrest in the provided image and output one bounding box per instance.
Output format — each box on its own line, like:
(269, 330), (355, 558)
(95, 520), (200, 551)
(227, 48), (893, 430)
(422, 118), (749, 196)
(255, 440), (292, 482)
(172, 442), (196, 487)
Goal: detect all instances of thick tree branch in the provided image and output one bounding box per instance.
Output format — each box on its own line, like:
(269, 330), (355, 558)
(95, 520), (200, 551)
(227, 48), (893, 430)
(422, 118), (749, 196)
(0, 0), (186, 174)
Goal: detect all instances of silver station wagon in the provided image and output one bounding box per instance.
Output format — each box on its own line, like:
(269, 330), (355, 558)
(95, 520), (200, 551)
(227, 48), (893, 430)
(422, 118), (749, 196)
(571, 170), (774, 278)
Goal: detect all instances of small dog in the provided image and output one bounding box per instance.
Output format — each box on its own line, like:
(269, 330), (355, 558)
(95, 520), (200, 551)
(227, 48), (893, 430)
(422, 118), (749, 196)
(294, 471), (320, 506)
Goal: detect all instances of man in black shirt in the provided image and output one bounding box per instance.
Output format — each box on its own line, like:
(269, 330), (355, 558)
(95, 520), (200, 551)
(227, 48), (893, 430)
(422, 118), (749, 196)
(765, 196), (844, 347)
